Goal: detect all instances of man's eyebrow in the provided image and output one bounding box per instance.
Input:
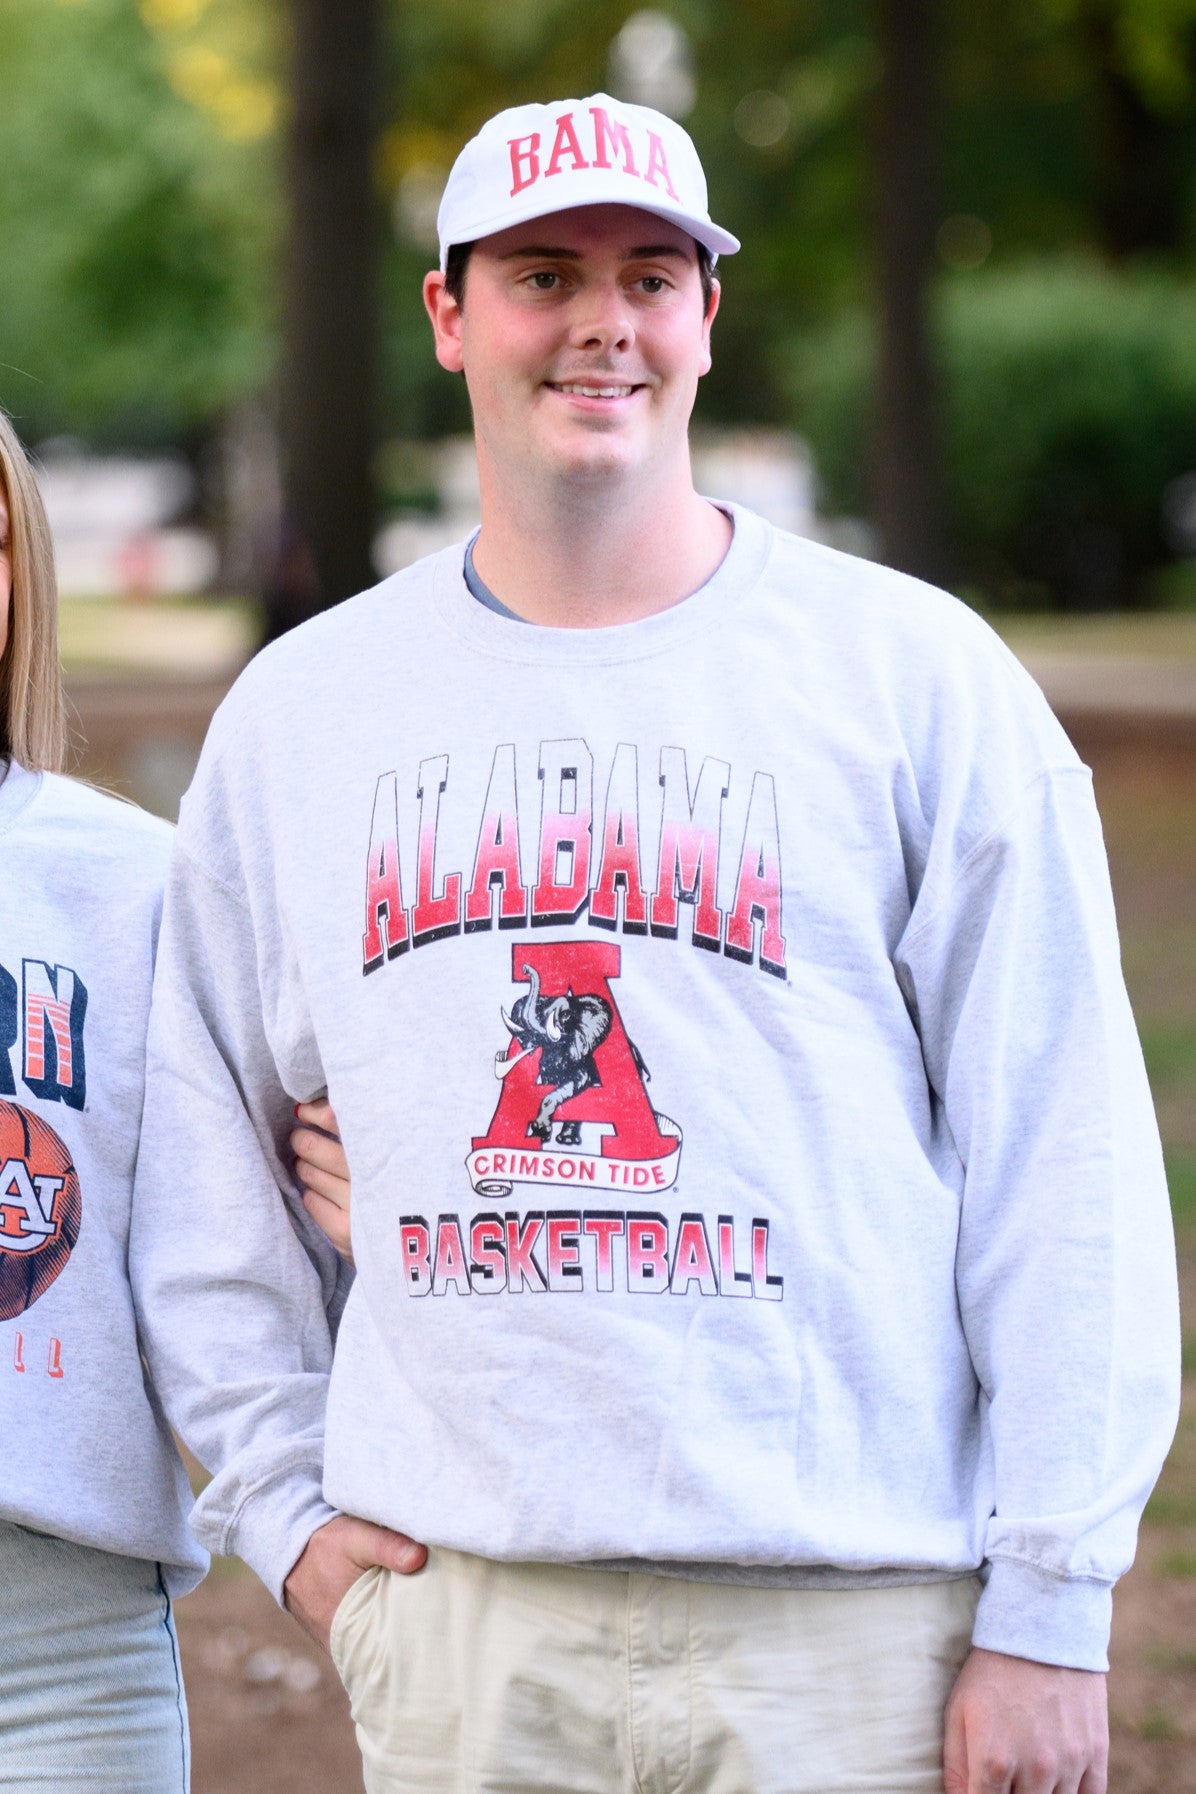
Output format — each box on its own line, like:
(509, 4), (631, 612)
(498, 244), (694, 262)
(500, 245), (583, 260)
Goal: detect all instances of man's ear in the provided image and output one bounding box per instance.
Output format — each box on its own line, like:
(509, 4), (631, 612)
(423, 271), (465, 375)
(699, 277), (721, 378)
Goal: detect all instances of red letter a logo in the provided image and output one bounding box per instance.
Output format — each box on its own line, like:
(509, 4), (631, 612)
(475, 942), (674, 1163)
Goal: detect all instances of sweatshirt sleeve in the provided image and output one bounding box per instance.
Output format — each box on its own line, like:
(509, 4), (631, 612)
(895, 764), (1180, 1671)
(129, 835), (343, 1601)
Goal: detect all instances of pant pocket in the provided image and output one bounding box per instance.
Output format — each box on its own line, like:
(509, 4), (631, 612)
(329, 1563), (385, 1685)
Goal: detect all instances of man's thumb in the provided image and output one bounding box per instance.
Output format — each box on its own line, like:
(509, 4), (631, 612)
(373, 1526), (427, 1576)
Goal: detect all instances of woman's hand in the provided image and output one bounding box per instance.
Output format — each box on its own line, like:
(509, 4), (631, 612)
(292, 1099), (353, 1262)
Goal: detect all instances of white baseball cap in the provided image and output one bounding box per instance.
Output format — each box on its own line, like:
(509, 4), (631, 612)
(436, 93), (740, 270)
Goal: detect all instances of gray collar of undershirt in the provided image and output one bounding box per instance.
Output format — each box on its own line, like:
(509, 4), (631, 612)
(463, 532), (528, 622)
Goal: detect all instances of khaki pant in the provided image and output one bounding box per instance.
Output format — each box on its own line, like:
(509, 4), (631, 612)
(331, 1550), (981, 1794)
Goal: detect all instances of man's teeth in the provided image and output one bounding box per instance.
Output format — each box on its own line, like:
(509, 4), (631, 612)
(554, 384), (635, 398)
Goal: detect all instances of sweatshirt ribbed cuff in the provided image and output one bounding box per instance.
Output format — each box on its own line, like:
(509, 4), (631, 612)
(196, 1469), (339, 1605)
(973, 1557), (1113, 1671)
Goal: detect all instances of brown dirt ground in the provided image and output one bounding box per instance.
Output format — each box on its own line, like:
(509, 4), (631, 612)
(174, 730), (1196, 1794)
(177, 1561), (363, 1794)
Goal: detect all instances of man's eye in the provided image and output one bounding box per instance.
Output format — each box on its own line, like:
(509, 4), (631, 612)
(639, 276), (667, 293)
(529, 271), (559, 290)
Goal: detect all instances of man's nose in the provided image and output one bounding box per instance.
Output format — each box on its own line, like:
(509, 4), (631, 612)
(568, 285), (636, 354)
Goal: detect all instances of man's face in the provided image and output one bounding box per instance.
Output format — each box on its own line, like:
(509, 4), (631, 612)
(424, 204), (718, 494)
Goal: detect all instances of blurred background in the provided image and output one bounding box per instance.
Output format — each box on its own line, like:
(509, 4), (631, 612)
(2, 1), (1193, 1787)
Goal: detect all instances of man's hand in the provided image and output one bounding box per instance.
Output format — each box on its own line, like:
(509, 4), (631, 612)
(943, 1647), (1108, 1794)
(292, 1098), (353, 1261)
(284, 1515), (427, 1653)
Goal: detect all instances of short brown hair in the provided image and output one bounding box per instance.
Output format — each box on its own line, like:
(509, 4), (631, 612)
(443, 238), (717, 315)
(0, 412), (66, 773)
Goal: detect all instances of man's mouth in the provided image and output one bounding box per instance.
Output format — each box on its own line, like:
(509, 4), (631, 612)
(547, 383), (640, 399)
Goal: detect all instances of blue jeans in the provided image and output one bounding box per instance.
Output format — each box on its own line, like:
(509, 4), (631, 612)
(0, 1520), (189, 1792)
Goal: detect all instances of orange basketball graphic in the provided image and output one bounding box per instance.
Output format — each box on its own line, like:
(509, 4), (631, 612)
(0, 1098), (82, 1321)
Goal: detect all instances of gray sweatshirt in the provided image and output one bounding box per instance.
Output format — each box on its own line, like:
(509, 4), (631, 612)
(0, 761), (205, 1591)
(131, 505), (1179, 1669)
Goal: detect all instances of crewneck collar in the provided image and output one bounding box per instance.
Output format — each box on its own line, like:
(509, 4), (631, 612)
(0, 759), (43, 836)
(435, 501), (772, 665)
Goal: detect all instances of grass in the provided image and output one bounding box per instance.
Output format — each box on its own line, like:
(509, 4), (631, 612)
(1166, 1151), (1196, 1229)
(1142, 1027), (1196, 1097)
(58, 597), (1196, 674)
(995, 611), (1196, 659)
(1156, 1552), (1196, 1579)
(1137, 1708), (1180, 1741)
(1144, 1489), (1196, 1526)
(1147, 1644), (1196, 1672)
(57, 594), (255, 676)
(1145, 1394), (1196, 1525)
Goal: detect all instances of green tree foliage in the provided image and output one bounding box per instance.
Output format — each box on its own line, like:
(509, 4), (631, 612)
(945, 0), (1196, 259)
(0, 0), (275, 441)
(374, 0), (884, 430)
(2, 0), (1194, 600)
(792, 260), (1196, 606)
(373, 0), (1194, 431)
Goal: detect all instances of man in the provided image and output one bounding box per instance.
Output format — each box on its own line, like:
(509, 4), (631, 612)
(132, 94), (1179, 1794)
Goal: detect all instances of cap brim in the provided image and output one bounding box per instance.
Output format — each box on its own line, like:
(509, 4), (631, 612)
(439, 185), (740, 268)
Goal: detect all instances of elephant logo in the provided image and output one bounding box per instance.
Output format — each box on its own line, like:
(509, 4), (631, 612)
(467, 941), (682, 1198)
(498, 961), (624, 1142)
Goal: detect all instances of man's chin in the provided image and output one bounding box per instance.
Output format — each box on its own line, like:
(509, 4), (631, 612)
(544, 427), (640, 482)
(554, 452), (640, 491)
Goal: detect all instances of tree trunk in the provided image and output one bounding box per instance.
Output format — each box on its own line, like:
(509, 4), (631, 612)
(873, 0), (944, 584)
(275, 0), (378, 631)
(1088, 8), (1191, 259)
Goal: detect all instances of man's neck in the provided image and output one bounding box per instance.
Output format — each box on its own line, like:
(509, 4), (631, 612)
(470, 468), (732, 629)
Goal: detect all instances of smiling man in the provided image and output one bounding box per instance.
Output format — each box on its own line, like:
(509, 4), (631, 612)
(423, 101), (735, 631)
(426, 200), (729, 625)
(132, 95), (1178, 1794)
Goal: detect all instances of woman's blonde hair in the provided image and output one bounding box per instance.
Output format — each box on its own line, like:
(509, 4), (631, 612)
(0, 411), (65, 773)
